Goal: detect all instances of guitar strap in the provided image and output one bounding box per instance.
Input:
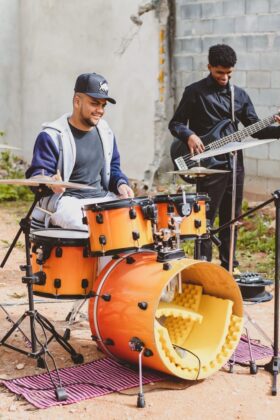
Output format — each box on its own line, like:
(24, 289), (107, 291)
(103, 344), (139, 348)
(230, 84), (235, 123)
(227, 83), (236, 169)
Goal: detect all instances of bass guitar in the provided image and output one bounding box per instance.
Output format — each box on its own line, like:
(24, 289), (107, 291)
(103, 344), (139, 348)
(170, 113), (278, 183)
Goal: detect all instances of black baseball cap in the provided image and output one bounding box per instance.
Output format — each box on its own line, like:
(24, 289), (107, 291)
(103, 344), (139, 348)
(74, 72), (116, 104)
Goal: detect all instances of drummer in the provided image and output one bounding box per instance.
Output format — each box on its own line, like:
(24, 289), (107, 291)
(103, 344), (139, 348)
(26, 72), (134, 230)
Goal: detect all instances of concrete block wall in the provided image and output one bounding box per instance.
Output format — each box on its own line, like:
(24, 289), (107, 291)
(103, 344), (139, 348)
(174, 0), (280, 200)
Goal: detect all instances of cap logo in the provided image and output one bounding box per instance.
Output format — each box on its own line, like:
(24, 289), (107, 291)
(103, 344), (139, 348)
(99, 81), (108, 94)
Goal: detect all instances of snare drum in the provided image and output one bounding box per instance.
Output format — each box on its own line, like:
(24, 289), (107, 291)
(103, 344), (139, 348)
(30, 229), (97, 299)
(84, 197), (155, 255)
(154, 194), (209, 238)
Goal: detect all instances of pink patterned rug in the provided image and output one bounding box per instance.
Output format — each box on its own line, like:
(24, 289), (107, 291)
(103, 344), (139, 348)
(0, 337), (274, 409)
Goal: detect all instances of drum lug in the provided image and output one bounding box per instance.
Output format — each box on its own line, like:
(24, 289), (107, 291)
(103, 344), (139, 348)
(55, 247), (63, 258)
(126, 256), (136, 264)
(112, 254), (120, 260)
(91, 335), (114, 346)
(193, 202), (201, 213)
(96, 213), (103, 224)
(81, 279), (89, 290)
(132, 231), (140, 241)
(138, 301), (148, 310)
(163, 262), (172, 270)
(143, 348), (153, 357)
(167, 203), (175, 214)
(194, 219), (202, 229)
(54, 278), (61, 289)
(99, 235), (107, 246)
(129, 208), (137, 219)
(89, 291), (111, 301)
(101, 293), (111, 302)
(83, 246), (90, 258)
(82, 216), (88, 225)
(103, 338), (114, 346)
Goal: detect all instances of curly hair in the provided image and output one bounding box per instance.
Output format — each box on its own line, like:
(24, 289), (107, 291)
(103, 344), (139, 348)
(208, 44), (237, 67)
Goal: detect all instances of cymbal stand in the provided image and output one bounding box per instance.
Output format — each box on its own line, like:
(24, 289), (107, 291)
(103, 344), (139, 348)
(0, 188), (84, 374)
(210, 190), (279, 395)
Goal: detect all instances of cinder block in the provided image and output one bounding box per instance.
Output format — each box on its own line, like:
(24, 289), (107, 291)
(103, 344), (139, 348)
(258, 15), (280, 32)
(244, 176), (268, 197)
(182, 19), (214, 36)
(181, 4), (202, 20)
(222, 36), (247, 51)
(231, 71), (246, 87)
(174, 55), (193, 72)
(178, 71), (204, 88)
(258, 88), (280, 107)
(268, 140), (280, 160)
(244, 140), (269, 159)
(223, 0), (245, 16)
(180, 37), (203, 53)
(247, 35), (269, 51)
(247, 71), (270, 88)
(202, 36), (224, 52)
(245, 0), (269, 14)
(273, 35), (280, 51)
(271, 71), (280, 88)
(235, 15), (259, 32)
(244, 88), (260, 105)
(254, 105), (273, 119)
(193, 54), (208, 71)
(244, 157), (257, 176)
(270, 0), (280, 12)
(212, 17), (235, 34)
(237, 53), (260, 70)
(201, 2), (223, 19)
(258, 158), (280, 178)
(259, 53), (280, 70)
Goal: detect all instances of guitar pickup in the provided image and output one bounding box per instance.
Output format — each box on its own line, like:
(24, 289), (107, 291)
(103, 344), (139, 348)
(175, 156), (188, 171)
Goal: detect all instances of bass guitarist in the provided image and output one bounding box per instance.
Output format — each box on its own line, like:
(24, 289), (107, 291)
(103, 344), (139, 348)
(169, 44), (280, 271)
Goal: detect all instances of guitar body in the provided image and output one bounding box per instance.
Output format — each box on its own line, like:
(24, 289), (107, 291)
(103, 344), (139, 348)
(170, 119), (236, 183)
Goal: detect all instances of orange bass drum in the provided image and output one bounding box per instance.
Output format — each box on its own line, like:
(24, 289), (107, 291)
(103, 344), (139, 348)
(89, 251), (243, 380)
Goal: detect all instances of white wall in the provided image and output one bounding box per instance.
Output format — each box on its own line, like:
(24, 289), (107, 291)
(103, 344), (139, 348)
(0, 0), (21, 148)
(2, 0), (159, 179)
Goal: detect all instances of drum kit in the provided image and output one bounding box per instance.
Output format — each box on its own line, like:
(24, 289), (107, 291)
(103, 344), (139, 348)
(0, 169), (245, 405)
(0, 137), (279, 403)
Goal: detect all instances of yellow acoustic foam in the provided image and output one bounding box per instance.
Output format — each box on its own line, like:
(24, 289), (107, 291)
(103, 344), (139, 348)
(156, 302), (203, 323)
(163, 284), (203, 346)
(155, 293), (243, 380)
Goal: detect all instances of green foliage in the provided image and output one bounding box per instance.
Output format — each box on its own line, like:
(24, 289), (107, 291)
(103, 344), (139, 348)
(0, 151), (33, 202)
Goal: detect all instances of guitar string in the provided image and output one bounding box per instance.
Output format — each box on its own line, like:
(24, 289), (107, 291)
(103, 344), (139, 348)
(177, 115), (276, 167)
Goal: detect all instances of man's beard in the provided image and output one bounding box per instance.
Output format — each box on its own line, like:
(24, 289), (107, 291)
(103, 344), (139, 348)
(81, 116), (99, 128)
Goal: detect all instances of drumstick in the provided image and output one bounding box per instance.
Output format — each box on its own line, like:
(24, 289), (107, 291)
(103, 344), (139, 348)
(56, 169), (62, 181)
(35, 207), (54, 216)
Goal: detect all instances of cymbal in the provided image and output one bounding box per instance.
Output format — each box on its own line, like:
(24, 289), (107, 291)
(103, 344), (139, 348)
(167, 166), (230, 176)
(0, 144), (20, 150)
(191, 139), (277, 161)
(0, 176), (95, 189)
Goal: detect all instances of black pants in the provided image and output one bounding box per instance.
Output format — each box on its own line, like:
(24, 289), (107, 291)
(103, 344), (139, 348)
(198, 161), (244, 270)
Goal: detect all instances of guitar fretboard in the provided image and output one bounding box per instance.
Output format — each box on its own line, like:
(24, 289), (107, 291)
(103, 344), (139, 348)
(209, 115), (276, 150)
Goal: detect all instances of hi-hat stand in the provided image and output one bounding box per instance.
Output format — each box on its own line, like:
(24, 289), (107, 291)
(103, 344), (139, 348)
(210, 190), (280, 396)
(0, 188), (84, 370)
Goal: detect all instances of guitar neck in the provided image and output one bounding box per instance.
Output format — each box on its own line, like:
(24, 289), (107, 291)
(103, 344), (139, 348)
(209, 114), (276, 150)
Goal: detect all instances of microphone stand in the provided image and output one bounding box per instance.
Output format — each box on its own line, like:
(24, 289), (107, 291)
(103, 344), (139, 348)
(0, 186), (84, 400)
(210, 191), (279, 396)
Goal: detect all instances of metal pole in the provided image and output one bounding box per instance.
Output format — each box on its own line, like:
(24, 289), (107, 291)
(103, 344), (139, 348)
(229, 152), (237, 274)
